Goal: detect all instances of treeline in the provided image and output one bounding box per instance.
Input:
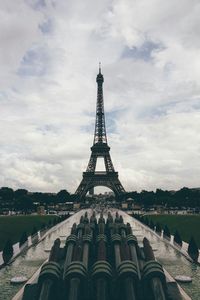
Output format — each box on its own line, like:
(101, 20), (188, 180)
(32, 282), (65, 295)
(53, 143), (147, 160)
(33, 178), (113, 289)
(0, 187), (79, 212)
(133, 214), (199, 262)
(125, 187), (200, 208)
(1, 214), (69, 265)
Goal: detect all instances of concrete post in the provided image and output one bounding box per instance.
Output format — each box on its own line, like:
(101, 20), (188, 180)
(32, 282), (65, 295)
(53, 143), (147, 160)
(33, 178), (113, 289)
(142, 237), (167, 300)
(38, 239), (61, 300)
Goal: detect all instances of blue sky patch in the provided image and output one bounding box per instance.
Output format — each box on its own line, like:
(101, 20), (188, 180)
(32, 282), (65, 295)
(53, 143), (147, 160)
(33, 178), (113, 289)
(18, 47), (49, 77)
(122, 40), (164, 62)
(25, 0), (46, 10)
(106, 111), (118, 134)
(39, 18), (53, 34)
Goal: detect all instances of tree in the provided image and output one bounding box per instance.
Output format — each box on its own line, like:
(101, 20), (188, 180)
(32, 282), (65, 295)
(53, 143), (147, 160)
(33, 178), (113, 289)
(174, 187), (191, 208)
(19, 232), (28, 248)
(0, 187), (14, 208)
(14, 189), (28, 199)
(188, 237), (199, 262)
(14, 195), (33, 213)
(155, 189), (171, 206)
(2, 239), (14, 264)
(0, 187), (14, 201)
(174, 230), (182, 247)
(56, 189), (70, 203)
(140, 190), (156, 207)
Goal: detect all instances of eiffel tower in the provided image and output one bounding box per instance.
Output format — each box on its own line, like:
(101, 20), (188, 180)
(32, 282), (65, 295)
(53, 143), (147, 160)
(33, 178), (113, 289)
(75, 64), (125, 199)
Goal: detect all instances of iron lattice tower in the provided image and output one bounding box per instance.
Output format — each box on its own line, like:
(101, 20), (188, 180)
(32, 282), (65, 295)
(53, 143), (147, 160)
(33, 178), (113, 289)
(75, 65), (125, 199)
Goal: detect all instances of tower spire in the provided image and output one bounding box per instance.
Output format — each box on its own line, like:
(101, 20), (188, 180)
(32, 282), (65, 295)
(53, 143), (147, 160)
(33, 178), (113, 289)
(99, 62), (101, 74)
(94, 65), (106, 144)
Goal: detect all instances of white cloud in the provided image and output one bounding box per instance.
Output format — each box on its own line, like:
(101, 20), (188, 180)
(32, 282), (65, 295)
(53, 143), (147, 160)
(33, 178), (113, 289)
(0, 0), (200, 193)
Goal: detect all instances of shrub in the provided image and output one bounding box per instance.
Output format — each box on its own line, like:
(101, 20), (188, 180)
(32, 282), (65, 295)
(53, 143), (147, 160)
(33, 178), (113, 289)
(163, 225), (171, 239)
(174, 230), (182, 247)
(53, 218), (57, 226)
(31, 226), (38, 244)
(40, 222), (47, 231)
(2, 239), (14, 264)
(155, 222), (162, 234)
(31, 226), (38, 236)
(144, 217), (149, 226)
(149, 220), (155, 230)
(188, 236), (199, 262)
(19, 231), (28, 248)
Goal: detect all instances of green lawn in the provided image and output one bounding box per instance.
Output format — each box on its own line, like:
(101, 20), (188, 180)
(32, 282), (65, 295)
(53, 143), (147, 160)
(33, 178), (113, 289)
(146, 214), (200, 248)
(0, 215), (58, 251)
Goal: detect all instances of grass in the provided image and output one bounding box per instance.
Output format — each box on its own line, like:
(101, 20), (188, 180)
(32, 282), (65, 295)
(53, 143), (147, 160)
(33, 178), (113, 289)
(0, 215), (58, 251)
(146, 214), (200, 248)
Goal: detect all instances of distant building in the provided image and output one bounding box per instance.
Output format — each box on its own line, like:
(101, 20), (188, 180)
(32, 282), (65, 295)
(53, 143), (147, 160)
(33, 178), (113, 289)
(73, 203), (80, 210)
(37, 206), (45, 215)
(122, 203), (128, 209)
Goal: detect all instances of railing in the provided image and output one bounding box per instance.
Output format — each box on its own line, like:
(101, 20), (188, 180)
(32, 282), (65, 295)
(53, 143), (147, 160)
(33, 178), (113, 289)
(83, 171), (117, 175)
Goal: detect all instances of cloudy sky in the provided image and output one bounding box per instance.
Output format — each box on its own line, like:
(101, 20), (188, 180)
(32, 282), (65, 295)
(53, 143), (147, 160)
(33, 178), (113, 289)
(1, 0), (200, 193)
